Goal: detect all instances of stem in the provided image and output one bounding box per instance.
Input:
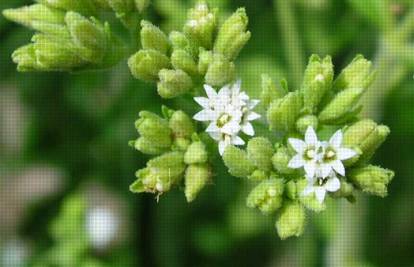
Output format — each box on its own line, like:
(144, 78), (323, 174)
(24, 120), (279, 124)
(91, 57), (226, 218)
(274, 0), (305, 88)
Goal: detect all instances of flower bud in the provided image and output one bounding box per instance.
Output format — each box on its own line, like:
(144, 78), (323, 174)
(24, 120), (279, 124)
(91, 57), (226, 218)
(343, 119), (390, 163)
(318, 87), (365, 124)
(214, 8), (251, 61)
(197, 49), (213, 75)
(135, 0), (150, 12)
(168, 110), (195, 138)
(301, 55), (334, 113)
(204, 53), (236, 87)
(267, 91), (303, 132)
(296, 115), (318, 134)
(260, 74), (287, 110)
(105, 0), (136, 25)
(169, 31), (198, 58)
(133, 137), (169, 155)
(171, 49), (198, 76)
(296, 179), (325, 212)
(286, 181), (297, 200)
(334, 55), (375, 91)
(183, 1), (217, 49)
(157, 69), (193, 99)
(184, 163), (211, 202)
(330, 179), (354, 200)
(247, 169), (269, 181)
(172, 137), (191, 151)
(223, 145), (256, 178)
(348, 165), (394, 197)
(36, 0), (96, 14)
(247, 137), (274, 172)
(140, 20), (170, 54)
(184, 141), (208, 164)
(275, 201), (305, 239)
(272, 146), (295, 175)
(135, 111), (172, 148)
(247, 178), (284, 214)
(128, 49), (170, 81)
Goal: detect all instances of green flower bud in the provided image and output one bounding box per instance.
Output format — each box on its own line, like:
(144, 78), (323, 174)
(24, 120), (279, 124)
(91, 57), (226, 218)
(184, 141), (208, 164)
(36, 0), (96, 14)
(133, 137), (169, 155)
(260, 74), (287, 110)
(172, 137), (191, 151)
(318, 87), (365, 124)
(105, 0), (135, 25)
(301, 55), (334, 113)
(197, 49), (213, 75)
(135, 0), (150, 12)
(267, 91), (303, 132)
(247, 137), (274, 171)
(330, 179), (354, 200)
(3, 4), (65, 31)
(296, 115), (318, 134)
(135, 111), (172, 148)
(183, 1), (217, 49)
(247, 169), (269, 181)
(128, 49), (170, 81)
(214, 8), (251, 61)
(168, 110), (195, 138)
(286, 181), (297, 200)
(223, 145), (256, 178)
(247, 178), (284, 214)
(296, 179), (325, 212)
(157, 69), (193, 99)
(140, 20), (170, 54)
(171, 49), (198, 76)
(334, 55), (375, 91)
(169, 31), (198, 58)
(275, 201), (305, 239)
(348, 165), (394, 197)
(184, 163), (211, 202)
(272, 146), (295, 175)
(343, 119), (390, 163)
(204, 53), (236, 87)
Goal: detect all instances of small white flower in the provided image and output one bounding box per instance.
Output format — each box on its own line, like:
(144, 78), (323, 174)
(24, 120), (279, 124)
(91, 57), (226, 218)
(302, 172), (341, 203)
(318, 129), (358, 177)
(86, 207), (119, 250)
(193, 81), (260, 155)
(288, 126), (322, 178)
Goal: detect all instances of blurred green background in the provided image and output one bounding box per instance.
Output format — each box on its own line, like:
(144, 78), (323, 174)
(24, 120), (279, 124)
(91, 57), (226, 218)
(1, 0), (414, 266)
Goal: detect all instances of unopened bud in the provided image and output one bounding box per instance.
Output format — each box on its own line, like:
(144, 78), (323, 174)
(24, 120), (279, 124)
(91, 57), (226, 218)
(169, 31), (198, 58)
(267, 91), (303, 132)
(135, 111), (172, 148)
(247, 137), (274, 171)
(247, 169), (269, 181)
(133, 137), (169, 155)
(223, 145), (256, 178)
(36, 0), (96, 14)
(171, 49), (198, 76)
(128, 49), (170, 81)
(296, 179), (325, 212)
(197, 49), (213, 75)
(204, 53), (236, 87)
(247, 178), (284, 214)
(157, 69), (193, 99)
(184, 163), (211, 202)
(275, 201), (305, 239)
(296, 115), (318, 134)
(272, 146), (295, 175)
(260, 74), (287, 110)
(135, 0), (150, 12)
(140, 20), (170, 54)
(168, 110), (195, 138)
(348, 165), (394, 197)
(184, 141), (208, 164)
(334, 55), (375, 91)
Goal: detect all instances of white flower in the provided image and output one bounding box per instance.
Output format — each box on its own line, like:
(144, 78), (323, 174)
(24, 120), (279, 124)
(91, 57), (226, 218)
(86, 207), (119, 250)
(302, 172), (341, 203)
(288, 126), (322, 178)
(318, 129), (358, 177)
(193, 81), (260, 155)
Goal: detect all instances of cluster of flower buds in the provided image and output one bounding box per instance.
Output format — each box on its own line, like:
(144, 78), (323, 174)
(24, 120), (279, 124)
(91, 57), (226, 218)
(128, 1), (251, 98)
(222, 55), (394, 239)
(129, 107), (211, 202)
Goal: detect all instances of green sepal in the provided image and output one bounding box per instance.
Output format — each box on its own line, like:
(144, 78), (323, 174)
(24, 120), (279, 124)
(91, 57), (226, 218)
(275, 201), (306, 240)
(348, 165), (394, 197)
(204, 53), (236, 87)
(184, 163), (211, 202)
(157, 69), (193, 99)
(140, 20), (170, 54)
(260, 74), (287, 110)
(267, 91), (303, 132)
(184, 141), (208, 164)
(222, 145), (256, 178)
(128, 49), (170, 81)
(135, 111), (172, 148)
(247, 137), (274, 172)
(246, 178), (284, 214)
(168, 110), (195, 139)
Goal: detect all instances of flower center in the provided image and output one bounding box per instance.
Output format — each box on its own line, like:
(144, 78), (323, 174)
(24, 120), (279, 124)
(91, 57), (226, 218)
(324, 147), (336, 161)
(316, 177), (327, 186)
(217, 113), (231, 128)
(305, 148), (316, 160)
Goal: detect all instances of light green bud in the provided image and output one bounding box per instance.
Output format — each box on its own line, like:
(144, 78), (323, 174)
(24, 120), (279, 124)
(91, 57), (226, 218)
(168, 110), (195, 138)
(36, 0), (97, 14)
(247, 178), (284, 214)
(106, 0), (135, 23)
(204, 53), (236, 87)
(183, 1), (217, 49)
(157, 69), (193, 99)
(140, 20), (170, 54)
(3, 4), (65, 31)
(223, 145), (256, 178)
(247, 169), (269, 181)
(184, 163), (211, 202)
(343, 119), (390, 163)
(214, 8), (251, 61)
(197, 49), (213, 75)
(330, 179), (354, 200)
(267, 91), (303, 132)
(286, 181), (297, 200)
(301, 55), (334, 113)
(296, 179), (325, 212)
(334, 55), (375, 91)
(184, 141), (208, 164)
(247, 137), (274, 171)
(348, 165), (394, 197)
(172, 137), (191, 151)
(260, 74), (287, 110)
(135, 0), (150, 12)
(133, 137), (169, 155)
(171, 49), (198, 76)
(272, 146), (295, 175)
(296, 115), (318, 134)
(135, 111), (172, 148)
(169, 31), (198, 58)
(318, 87), (365, 124)
(275, 201), (306, 240)
(128, 49), (170, 81)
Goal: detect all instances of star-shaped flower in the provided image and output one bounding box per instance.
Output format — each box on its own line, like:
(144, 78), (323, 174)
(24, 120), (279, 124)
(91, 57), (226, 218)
(302, 171), (341, 203)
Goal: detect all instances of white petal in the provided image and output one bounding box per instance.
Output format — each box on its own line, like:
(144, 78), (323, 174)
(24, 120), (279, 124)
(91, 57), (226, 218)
(241, 122), (255, 136)
(193, 109), (215, 121)
(314, 187), (326, 203)
(204, 84), (217, 99)
(331, 160), (345, 176)
(233, 79), (242, 91)
(305, 126), (318, 146)
(329, 130), (343, 148)
(194, 97), (210, 109)
(206, 122), (219, 133)
(318, 163), (332, 178)
(288, 138), (306, 153)
(231, 135), (245, 146)
(304, 162), (316, 178)
(246, 112), (261, 121)
(325, 177), (341, 192)
(337, 148), (358, 160)
(218, 141), (227, 155)
(302, 185), (315, 196)
(288, 154), (305, 169)
(221, 121), (241, 135)
(248, 99), (260, 109)
(218, 86), (231, 99)
(208, 131), (221, 141)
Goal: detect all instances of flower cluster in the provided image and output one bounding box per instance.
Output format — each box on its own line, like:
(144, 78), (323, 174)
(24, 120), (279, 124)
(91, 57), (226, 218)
(193, 81), (261, 155)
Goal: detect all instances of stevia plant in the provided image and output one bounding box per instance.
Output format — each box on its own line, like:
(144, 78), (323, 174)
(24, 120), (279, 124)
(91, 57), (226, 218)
(2, 1), (395, 240)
